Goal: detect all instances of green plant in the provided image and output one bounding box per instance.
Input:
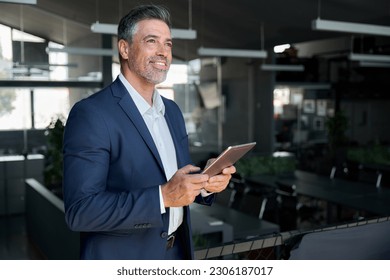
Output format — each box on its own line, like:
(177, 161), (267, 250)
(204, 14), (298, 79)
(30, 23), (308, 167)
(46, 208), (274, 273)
(347, 144), (390, 165)
(235, 155), (296, 178)
(192, 233), (209, 249)
(325, 111), (349, 153)
(44, 116), (65, 191)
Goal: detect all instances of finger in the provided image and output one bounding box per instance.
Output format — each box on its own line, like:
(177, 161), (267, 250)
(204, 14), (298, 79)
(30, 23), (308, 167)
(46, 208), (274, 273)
(208, 173), (232, 183)
(221, 165), (236, 175)
(204, 183), (228, 193)
(205, 158), (216, 168)
(205, 175), (231, 192)
(188, 181), (206, 191)
(179, 164), (202, 175)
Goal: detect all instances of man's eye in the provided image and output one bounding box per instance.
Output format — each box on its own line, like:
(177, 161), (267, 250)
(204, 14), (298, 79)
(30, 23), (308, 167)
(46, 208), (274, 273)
(147, 39), (156, 44)
(166, 43), (173, 48)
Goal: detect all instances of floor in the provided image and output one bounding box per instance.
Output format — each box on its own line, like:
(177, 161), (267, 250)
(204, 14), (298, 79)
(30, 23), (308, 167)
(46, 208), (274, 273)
(0, 199), (328, 260)
(0, 214), (45, 260)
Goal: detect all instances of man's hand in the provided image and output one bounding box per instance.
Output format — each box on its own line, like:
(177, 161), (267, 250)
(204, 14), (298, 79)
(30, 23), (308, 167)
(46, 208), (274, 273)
(161, 165), (209, 207)
(204, 165), (236, 193)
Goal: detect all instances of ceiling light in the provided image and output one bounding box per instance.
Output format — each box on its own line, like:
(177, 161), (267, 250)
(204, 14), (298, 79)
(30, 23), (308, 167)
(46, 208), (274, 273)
(90, 22), (197, 40)
(46, 46), (117, 57)
(358, 61), (390, 68)
(197, 47), (267, 58)
(349, 53), (390, 62)
(14, 62), (78, 68)
(90, 22), (116, 34)
(260, 64), (304, 72)
(274, 44), (291, 53)
(171, 29), (196, 40)
(312, 18), (390, 37)
(0, 0), (36, 4)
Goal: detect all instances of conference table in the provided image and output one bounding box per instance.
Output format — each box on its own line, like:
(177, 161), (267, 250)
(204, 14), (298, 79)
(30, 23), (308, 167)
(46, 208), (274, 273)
(190, 207), (234, 244)
(246, 170), (390, 220)
(190, 203), (280, 242)
(292, 170), (390, 216)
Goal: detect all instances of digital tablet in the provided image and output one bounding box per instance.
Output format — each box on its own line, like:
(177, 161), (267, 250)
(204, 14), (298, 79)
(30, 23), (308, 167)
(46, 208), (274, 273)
(202, 142), (256, 177)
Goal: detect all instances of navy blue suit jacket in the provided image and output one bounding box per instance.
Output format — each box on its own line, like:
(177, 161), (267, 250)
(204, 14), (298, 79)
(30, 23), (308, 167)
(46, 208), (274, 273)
(63, 77), (213, 259)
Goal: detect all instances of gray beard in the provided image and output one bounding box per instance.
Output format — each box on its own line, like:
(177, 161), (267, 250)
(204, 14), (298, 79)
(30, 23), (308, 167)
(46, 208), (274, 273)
(129, 57), (169, 85)
(142, 68), (168, 84)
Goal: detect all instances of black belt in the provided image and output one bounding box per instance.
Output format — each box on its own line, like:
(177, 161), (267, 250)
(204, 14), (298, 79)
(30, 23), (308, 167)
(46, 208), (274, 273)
(166, 232), (176, 249)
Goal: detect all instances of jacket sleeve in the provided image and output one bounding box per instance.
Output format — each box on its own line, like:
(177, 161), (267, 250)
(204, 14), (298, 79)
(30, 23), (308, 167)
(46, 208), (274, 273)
(63, 100), (163, 233)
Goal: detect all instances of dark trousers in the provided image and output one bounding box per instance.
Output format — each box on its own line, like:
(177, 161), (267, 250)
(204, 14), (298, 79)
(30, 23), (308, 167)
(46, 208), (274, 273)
(164, 229), (186, 260)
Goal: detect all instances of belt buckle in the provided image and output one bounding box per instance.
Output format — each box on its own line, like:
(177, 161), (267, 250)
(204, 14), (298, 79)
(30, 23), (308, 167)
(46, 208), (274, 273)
(166, 234), (175, 249)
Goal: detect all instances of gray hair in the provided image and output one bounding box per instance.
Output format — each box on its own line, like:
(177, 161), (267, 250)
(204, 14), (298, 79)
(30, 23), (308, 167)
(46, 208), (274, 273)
(117, 4), (172, 43)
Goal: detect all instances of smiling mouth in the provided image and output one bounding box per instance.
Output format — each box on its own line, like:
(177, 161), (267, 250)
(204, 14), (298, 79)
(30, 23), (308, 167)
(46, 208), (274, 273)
(150, 60), (169, 71)
(153, 61), (166, 66)
(151, 61), (167, 67)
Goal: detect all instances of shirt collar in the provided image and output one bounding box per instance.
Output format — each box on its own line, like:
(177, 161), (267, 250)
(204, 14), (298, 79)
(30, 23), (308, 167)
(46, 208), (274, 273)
(118, 73), (165, 116)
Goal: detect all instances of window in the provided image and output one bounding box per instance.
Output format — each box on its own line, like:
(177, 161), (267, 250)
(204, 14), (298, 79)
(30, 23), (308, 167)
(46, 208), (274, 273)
(0, 24), (71, 130)
(0, 88), (31, 130)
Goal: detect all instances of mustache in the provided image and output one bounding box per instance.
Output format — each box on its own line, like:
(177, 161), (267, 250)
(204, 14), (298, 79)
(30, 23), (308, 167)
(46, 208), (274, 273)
(148, 56), (169, 64)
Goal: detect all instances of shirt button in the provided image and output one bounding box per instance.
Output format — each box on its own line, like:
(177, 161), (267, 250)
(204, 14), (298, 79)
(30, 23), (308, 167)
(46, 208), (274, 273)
(160, 232), (168, 238)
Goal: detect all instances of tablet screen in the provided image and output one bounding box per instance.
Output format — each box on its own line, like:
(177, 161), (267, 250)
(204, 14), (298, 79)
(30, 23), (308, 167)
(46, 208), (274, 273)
(202, 142), (256, 177)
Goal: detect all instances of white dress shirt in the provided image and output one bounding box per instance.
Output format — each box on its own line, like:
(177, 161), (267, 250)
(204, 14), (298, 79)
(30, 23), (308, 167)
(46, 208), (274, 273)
(119, 74), (182, 235)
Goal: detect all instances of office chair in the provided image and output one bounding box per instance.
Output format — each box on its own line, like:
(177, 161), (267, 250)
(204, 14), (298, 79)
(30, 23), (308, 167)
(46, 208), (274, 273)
(238, 189), (278, 223)
(357, 166), (382, 188)
(215, 184), (237, 208)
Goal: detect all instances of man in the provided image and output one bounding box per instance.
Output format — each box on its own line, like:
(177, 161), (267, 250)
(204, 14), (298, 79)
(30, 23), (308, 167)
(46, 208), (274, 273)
(62, 4), (235, 260)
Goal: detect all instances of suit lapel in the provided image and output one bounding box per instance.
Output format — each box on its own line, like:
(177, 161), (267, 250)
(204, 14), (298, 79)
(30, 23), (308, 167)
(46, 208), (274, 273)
(163, 101), (185, 168)
(110, 79), (165, 173)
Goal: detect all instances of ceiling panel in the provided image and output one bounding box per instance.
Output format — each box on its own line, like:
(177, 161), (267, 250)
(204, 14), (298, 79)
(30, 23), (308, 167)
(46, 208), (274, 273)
(0, 0), (389, 61)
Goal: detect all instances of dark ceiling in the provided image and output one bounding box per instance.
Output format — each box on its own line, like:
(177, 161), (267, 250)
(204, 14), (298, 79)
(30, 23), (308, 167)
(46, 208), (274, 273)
(0, 0), (390, 61)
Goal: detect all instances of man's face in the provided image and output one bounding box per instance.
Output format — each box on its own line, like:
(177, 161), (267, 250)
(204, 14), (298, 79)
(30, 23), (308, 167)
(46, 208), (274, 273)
(126, 19), (172, 85)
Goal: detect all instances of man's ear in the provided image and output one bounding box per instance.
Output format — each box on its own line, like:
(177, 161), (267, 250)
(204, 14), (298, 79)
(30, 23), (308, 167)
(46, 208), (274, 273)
(118, 39), (129, 59)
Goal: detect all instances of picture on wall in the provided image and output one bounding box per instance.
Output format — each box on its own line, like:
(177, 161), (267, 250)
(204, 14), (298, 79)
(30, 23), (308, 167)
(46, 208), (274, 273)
(316, 100), (327, 116)
(313, 117), (324, 131)
(300, 115), (309, 129)
(303, 99), (315, 114)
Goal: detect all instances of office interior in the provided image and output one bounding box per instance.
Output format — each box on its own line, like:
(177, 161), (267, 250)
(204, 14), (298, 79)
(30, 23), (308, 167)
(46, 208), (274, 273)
(1, 0), (390, 260)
